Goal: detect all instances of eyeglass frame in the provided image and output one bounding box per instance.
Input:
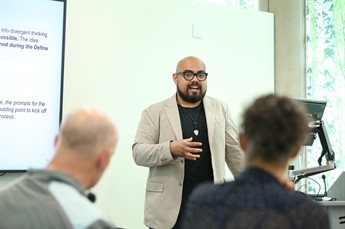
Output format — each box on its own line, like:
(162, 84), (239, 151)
(175, 70), (208, 81)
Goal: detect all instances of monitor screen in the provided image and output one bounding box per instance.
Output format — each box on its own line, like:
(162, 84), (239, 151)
(0, 0), (66, 172)
(294, 98), (327, 121)
(293, 98), (327, 146)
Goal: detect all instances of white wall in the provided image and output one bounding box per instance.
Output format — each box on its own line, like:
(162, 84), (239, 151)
(63, 2), (274, 228)
(1, 1), (274, 228)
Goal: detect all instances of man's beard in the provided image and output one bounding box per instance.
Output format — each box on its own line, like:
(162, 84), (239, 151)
(177, 82), (206, 103)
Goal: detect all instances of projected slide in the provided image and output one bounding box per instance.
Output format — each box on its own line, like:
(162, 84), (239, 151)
(0, 0), (65, 171)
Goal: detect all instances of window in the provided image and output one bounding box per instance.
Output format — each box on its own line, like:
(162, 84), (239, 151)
(195, 0), (258, 9)
(306, 0), (345, 193)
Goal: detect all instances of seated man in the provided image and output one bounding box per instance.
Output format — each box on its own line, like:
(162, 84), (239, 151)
(181, 94), (330, 229)
(0, 107), (118, 229)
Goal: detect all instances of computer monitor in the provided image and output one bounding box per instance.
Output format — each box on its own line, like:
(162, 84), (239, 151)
(294, 98), (327, 146)
(294, 97), (327, 120)
(291, 98), (335, 182)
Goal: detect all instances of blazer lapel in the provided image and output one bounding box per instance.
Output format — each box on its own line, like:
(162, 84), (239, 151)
(166, 94), (183, 140)
(203, 96), (216, 146)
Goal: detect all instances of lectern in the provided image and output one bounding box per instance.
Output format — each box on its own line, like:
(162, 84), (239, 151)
(320, 172), (345, 229)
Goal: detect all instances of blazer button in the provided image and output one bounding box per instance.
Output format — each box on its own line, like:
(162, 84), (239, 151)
(179, 181), (183, 186)
(180, 159), (183, 163)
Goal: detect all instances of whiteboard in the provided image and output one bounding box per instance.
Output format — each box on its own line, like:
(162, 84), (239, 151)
(63, 1), (274, 228)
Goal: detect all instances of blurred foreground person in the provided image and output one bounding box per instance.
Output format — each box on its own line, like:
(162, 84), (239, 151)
(182, 94), (330, 229)
(0, 107), (119, 229)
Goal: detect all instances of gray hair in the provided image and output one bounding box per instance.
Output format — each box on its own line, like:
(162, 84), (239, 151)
(59, 107), (117, 155)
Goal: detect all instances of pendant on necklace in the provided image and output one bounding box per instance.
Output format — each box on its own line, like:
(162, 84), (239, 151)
(194, 129), (199, 136)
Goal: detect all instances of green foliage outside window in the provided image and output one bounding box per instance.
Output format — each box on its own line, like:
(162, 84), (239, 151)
(306, 0), (345, 194)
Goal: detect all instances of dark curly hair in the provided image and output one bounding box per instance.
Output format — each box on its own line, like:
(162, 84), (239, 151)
(241, 94), (310, 163)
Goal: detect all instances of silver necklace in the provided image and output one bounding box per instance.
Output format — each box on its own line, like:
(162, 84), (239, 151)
(177, 99), (201, 136)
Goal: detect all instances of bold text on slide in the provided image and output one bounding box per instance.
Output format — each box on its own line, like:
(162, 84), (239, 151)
(0, 27), (49, 51)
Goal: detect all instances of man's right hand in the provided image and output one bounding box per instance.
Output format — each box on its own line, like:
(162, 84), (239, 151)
(169, 137), (202, 160)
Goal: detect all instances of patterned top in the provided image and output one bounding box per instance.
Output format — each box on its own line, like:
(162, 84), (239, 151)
(0, 169), (116, 229)
(181, 167), (330, 229)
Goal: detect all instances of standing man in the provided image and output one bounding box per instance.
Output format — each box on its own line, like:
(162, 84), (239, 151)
(0, 107), (118, 228)
(132, 56), (245, 229)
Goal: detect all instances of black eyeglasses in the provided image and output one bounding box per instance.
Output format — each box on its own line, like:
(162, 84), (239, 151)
(176, 70), (208, 81)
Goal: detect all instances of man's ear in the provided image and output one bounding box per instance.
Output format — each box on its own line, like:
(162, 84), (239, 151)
(289, 147), (300, 160)
(172, 73), (178, 85)
(97, 148), (112, 171)
(54, 134), (59, 147)
(239, 133), (246, 151)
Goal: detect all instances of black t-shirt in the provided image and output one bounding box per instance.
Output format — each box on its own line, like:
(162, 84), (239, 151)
(177, 102), (213, 208)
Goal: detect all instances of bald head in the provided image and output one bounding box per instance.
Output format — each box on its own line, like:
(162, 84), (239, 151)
(47, 107), (118, 189)
(58, 107), (117, 156)
(176, 56), (206, 73)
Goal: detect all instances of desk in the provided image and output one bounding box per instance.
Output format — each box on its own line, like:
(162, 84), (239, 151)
(320, 201), (345, 229)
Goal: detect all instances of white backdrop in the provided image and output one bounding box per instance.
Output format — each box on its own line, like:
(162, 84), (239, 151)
(66, 1), (274, 228)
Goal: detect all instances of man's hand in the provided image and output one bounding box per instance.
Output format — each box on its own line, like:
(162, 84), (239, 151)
(170, 137), (202, 160)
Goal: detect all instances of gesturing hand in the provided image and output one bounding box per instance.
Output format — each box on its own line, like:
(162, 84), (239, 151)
(170, 137), (202, 160)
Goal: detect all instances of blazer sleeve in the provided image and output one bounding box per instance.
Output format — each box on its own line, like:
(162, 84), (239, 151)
(224, 104), (245, 178)
(132, 106), (175, 167)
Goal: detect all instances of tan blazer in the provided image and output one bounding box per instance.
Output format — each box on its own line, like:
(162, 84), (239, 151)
(132, 94), (245, 229)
